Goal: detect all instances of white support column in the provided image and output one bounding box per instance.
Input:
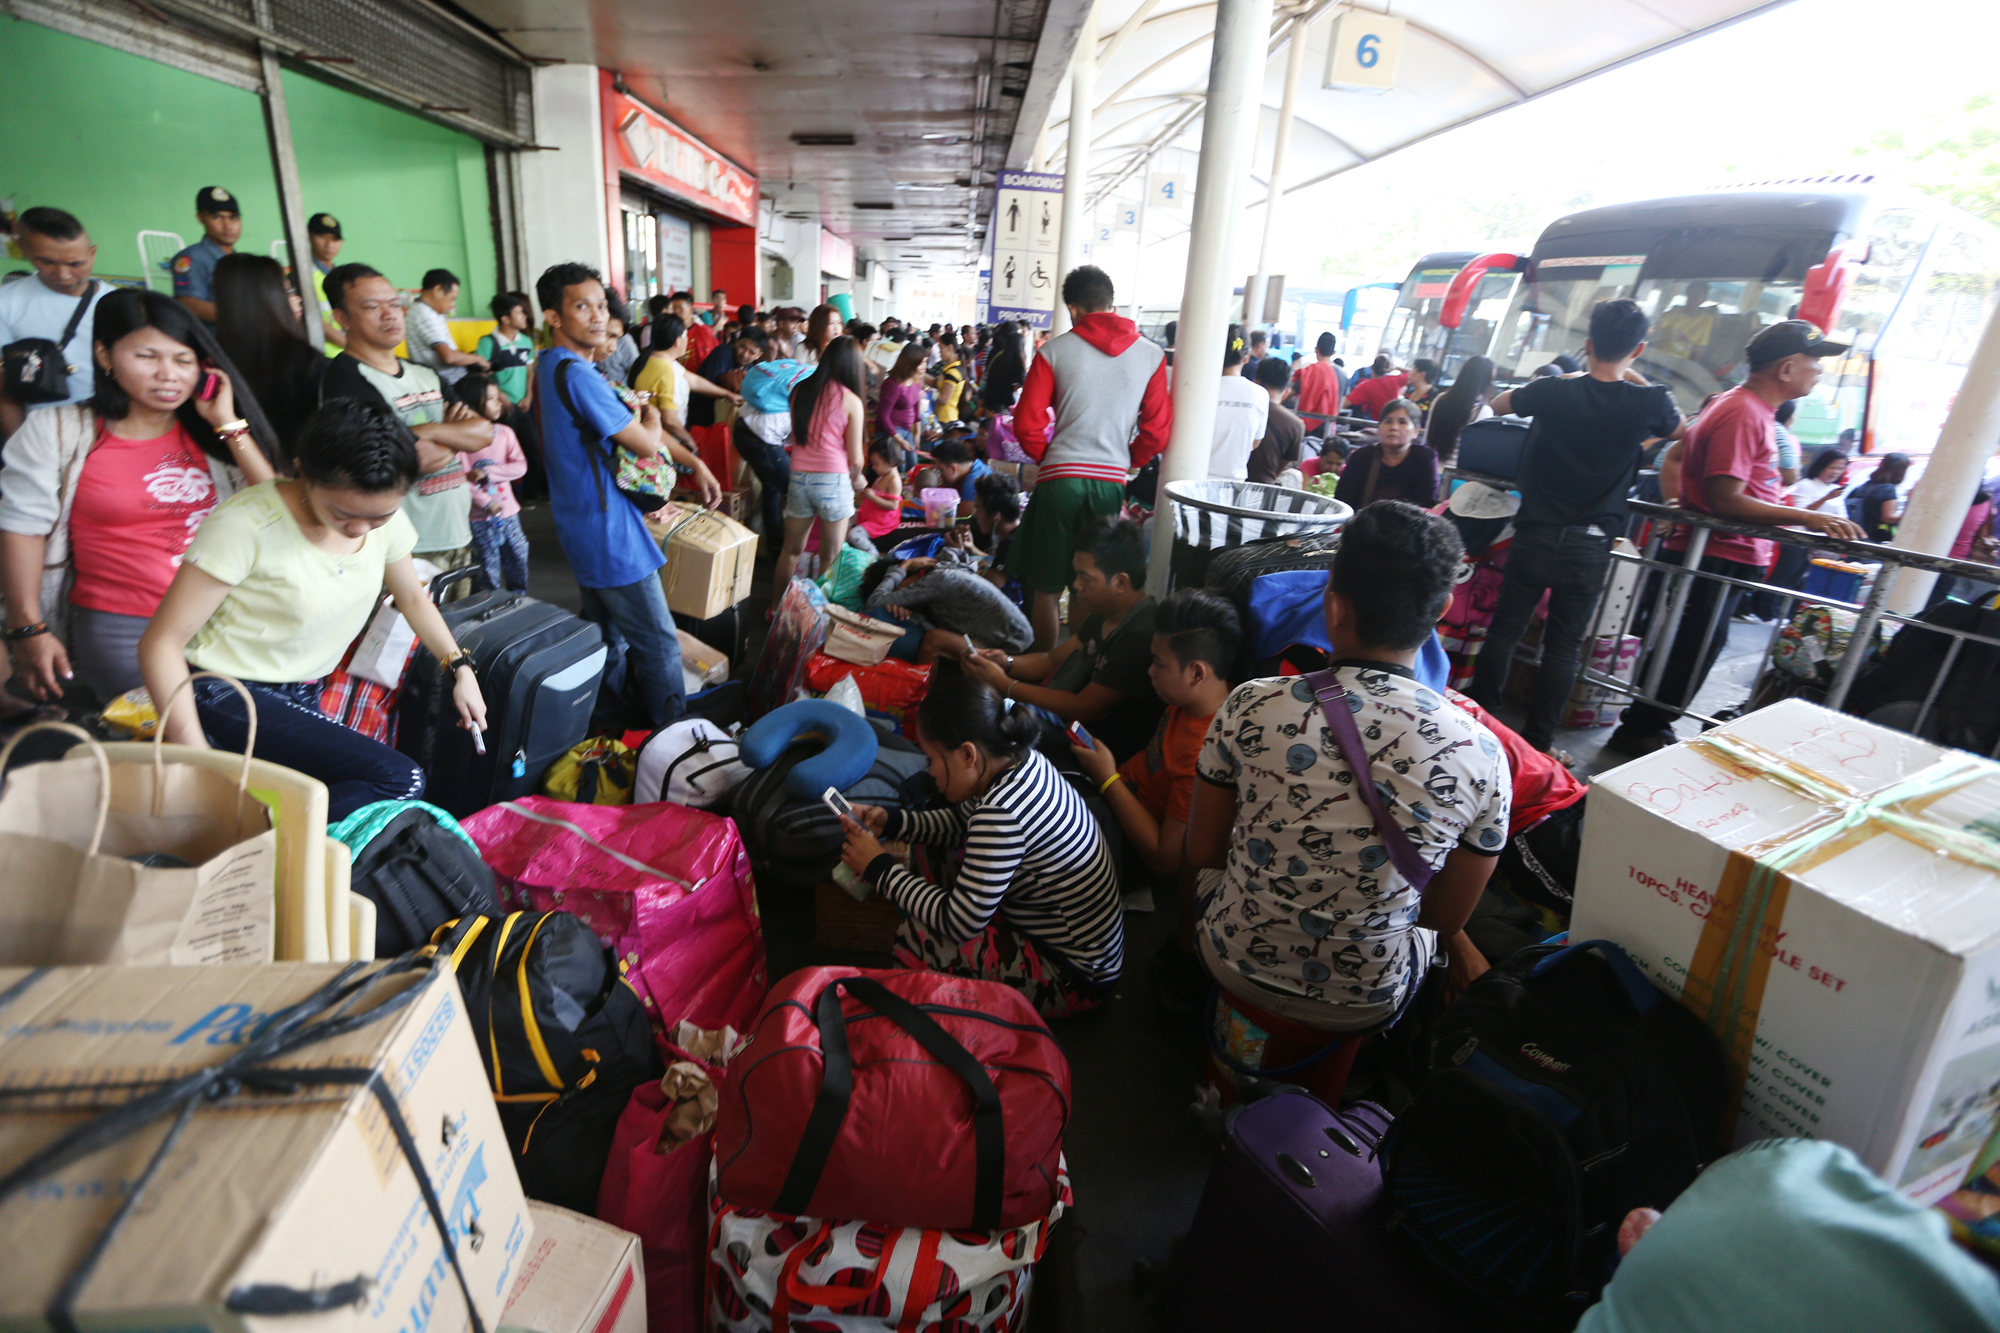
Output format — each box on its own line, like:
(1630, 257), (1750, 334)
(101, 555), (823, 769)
(1053, 7), (1096, 336)
(1244, 12), (1306, 331)
(1126, 175), (1149, 324)
(1889, 299), (2000, 612)
(1148, 0), (1275, 595)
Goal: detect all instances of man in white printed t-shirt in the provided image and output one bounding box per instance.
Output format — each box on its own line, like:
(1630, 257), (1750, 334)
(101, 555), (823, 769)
(1209, 330), (1269, 480)
(1187, 501), (1512, 1032)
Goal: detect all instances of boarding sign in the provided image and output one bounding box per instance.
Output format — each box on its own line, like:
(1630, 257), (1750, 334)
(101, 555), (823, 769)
(987, 169), (1063, 328)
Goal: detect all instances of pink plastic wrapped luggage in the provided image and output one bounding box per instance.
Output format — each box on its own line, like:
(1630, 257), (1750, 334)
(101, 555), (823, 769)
(460, 796), (767, 1033)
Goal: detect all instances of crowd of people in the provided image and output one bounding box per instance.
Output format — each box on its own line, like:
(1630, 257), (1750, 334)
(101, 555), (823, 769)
(9, 179), (2000, 1325)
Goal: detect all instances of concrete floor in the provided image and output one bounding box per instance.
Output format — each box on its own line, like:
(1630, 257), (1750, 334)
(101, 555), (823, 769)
(516, 501), (1779, 1331)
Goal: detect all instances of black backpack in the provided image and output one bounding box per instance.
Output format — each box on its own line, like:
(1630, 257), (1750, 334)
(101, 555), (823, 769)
(434, 912), (663, 1213)
(1847, 592), (2000, 753)
(1382, 940), (1728, 1324)
(730, 729), (936, 894)
(349, 806), (503, 955)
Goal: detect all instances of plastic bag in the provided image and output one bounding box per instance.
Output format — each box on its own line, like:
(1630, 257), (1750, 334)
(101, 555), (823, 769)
(822, 673), (867, 717)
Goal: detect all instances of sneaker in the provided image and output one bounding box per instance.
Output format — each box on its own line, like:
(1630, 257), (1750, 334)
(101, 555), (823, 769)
(1153, 940), (1210, 1019)
(1605, 724), (1679, 757)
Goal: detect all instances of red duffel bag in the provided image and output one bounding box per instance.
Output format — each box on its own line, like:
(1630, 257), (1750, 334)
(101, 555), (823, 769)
(713, 967), (1070, 1232)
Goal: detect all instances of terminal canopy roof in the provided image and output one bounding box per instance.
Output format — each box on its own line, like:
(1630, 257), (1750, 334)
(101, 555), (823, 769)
(1031, 0), (1797, 209)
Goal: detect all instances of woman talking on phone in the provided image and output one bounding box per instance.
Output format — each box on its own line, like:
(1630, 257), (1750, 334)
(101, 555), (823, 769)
(0, 287), (281, 704)
(140, 397), (487, 820)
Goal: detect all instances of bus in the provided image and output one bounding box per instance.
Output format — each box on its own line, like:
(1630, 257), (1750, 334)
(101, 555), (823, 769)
(1377, 250), (1529, 376)
(1477, 177), (2000, 456)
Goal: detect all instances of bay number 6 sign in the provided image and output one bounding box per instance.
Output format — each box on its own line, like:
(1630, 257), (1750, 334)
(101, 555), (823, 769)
(1324, 11), (1404, 94)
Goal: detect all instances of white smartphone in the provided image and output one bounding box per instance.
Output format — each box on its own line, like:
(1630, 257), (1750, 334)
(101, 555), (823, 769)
(822, 786), (857, 823)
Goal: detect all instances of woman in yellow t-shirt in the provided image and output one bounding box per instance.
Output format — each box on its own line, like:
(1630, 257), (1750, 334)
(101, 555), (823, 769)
(139, 397), (490, 819)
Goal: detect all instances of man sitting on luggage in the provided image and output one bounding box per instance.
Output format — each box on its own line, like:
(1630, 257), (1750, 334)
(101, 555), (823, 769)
(1187, 501), (1512, 1032)
(962, 516), (1163, 763)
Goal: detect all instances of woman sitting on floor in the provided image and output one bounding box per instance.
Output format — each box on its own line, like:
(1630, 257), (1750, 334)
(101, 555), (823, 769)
(839, 670), (1123, 1018)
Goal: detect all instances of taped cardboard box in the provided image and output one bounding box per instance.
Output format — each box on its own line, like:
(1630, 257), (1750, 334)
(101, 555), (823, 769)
(500, 1203), (645, 1333)
(1571, 699), (2000, 1202)
(649, 504), (756, 621)
(0, 960), (532, 1333)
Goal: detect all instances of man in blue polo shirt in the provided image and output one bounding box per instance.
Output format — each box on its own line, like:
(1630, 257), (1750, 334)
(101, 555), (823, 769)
(0, 206), (109, 437)
(533, 262), (722, 729)
(169, 185), (241, 325)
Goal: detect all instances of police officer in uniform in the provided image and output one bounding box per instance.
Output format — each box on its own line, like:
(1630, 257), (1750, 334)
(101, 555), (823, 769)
(169, 186), (242, 324)
(307, 212), (346, 353)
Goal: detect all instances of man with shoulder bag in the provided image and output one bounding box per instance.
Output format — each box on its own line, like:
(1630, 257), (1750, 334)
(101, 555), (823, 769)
(0, 207), (108, 439)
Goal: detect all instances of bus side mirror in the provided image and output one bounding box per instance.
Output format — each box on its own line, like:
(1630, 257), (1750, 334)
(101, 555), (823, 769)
(1440, 254), (1523, 330)
(1799, 245), (1860, 335)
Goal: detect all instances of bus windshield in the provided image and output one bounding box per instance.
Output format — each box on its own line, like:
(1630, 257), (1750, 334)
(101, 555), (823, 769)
(1499, 263), (1811, 415)
(1378, 256), (1519, 375)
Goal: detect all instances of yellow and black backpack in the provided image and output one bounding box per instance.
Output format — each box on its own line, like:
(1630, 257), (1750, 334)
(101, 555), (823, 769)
(431, 912), (661, 1212)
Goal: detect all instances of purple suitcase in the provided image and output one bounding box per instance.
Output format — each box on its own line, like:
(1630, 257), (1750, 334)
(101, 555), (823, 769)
(1169, 1090), (1463, 1332)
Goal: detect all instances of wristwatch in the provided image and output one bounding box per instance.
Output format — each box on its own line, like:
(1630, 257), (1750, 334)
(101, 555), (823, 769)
(444, 650), (476, 674)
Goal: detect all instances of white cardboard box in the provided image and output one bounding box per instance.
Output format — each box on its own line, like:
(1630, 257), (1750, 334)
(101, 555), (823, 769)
(0, 961), (533, 1332)
(1572, 698), (2000, 1202)
(500, 1203), (645, 1333)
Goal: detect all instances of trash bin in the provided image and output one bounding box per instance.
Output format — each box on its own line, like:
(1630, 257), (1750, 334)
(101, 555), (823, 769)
(1162, 480), (1352, 588)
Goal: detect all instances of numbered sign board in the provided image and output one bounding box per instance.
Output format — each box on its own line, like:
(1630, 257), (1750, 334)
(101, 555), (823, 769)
(1114, 202), (1139, 233)
(1150, 172), (1188, 212)
(1324, 11), (1403, 94)
(987, 169), (1064, 328)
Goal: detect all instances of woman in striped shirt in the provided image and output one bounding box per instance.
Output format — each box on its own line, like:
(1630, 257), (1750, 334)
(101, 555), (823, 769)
(840, 672), (1124, 1018)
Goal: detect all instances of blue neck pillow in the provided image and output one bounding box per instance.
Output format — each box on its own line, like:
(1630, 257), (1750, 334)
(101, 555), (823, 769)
(739, 698), (882, 799)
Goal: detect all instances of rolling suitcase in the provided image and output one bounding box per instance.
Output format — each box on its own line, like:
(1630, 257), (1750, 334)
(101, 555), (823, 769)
(1204, 531), (1343, 610)
(397, 570), (609, 817)
(1168, 1091), (1461, 1333)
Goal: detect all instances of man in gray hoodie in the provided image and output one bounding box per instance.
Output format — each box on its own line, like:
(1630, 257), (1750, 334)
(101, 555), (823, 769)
(1004, 266), (1173, 648)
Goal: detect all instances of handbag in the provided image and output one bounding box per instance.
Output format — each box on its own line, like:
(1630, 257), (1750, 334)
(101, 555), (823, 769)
(713, 968), (1070, 1232)
(0, 678), (277, 966)
(548, 355), (673, 513)
(1, 281), (94, 404)
(823, 604), (903, 667)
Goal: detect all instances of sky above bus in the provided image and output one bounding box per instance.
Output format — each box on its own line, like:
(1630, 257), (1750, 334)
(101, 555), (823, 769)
(1257, 0), (2000, 297)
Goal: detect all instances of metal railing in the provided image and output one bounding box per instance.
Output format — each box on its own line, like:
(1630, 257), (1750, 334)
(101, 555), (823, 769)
(1446, 463), (2000, 754)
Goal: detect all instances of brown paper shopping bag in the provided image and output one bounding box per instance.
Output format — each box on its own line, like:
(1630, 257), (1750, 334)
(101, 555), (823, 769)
(0, 675), (278, 965)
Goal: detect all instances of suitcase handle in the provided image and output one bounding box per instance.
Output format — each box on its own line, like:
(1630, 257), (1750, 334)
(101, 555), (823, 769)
(775, 976), (1006, 1232)
(428, 565), (493, 602)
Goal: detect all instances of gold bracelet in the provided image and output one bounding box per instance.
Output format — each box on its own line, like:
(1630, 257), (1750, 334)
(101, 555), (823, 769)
(216, 418), (250, 436)
(1100, 772), (1122, 795)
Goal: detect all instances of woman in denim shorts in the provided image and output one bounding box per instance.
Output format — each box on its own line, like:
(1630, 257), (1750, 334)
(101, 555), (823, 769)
(773, 335), (868, 603)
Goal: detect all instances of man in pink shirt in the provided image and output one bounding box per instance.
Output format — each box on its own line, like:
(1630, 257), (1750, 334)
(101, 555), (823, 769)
(1610, 321), (1865, 755)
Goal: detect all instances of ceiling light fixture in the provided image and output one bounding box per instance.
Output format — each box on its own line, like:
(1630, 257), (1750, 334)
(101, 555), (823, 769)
(790, 132), (857, 146)
(853, 201), (896, 210)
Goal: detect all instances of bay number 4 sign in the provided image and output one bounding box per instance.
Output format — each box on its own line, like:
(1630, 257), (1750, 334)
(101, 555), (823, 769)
(1324, 11), (1404, 94)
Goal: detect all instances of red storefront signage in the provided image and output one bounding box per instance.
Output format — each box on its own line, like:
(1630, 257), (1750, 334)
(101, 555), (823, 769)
(601, 74), (757, 227)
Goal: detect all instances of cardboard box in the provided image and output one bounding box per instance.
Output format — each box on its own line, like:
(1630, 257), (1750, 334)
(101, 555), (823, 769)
(500, 1204), (644, 1333)
(0, 961), (532, 1332)
(675, 487), (749, 524)
(650, 504), (757, 620)
(1571, 699), (2000, 1202)
(678, 630), (730, 686)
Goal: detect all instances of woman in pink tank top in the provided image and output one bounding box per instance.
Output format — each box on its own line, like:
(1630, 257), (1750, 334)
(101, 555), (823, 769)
(774, 335), (866, 602)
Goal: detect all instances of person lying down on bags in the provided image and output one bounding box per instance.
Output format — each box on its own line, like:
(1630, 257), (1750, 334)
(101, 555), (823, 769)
(838, 670), (1122, 1019)
(140, 397), (490, 820)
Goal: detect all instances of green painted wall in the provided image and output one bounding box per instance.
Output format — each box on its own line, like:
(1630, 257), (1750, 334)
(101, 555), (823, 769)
(0, 17), (496, 311)
(285, 68), (498, 311)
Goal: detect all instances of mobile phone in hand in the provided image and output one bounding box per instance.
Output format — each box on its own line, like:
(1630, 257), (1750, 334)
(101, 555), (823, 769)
(1067, 721), (1092, 749)
(823, 786), (858, 825)
(198, 369), (221, 402)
